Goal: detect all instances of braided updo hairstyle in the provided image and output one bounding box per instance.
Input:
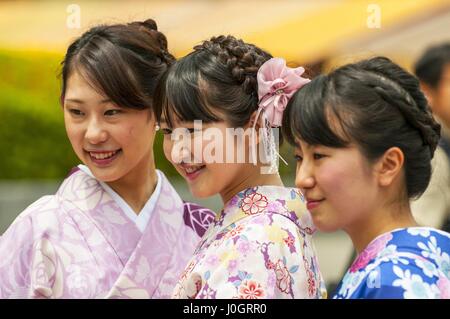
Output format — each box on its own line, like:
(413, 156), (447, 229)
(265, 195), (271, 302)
(61, 19), (175, 111)
(154, 35), (272, 127)
(282, 56), (441, 199)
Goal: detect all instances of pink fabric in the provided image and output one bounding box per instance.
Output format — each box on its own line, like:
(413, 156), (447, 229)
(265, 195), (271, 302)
(257, 58), (310, 127)
(349, 232), (393, 273)
(172, 186), (327, 299)
(0, 169), (214, 298)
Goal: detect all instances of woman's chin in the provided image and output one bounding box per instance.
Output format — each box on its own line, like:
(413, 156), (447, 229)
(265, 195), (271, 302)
(313, 218), (340, 233)
(87, 166), (120, 183)
(189, 185), (214, 199)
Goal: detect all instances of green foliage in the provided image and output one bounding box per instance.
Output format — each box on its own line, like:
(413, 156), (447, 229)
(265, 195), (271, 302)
(0, 50), (178, 179)
(0, 50), (77, 179)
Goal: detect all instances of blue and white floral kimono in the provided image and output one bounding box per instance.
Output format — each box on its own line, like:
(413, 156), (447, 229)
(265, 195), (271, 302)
(334, 227), (450, 299)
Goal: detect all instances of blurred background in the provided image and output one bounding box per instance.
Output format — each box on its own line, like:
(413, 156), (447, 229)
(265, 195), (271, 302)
(1, 0), (449, 295)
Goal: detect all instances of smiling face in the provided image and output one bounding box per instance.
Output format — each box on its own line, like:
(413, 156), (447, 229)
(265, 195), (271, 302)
(294, 139), (380, 232)
(160, 118), (257, 200)
(63, 70), (156, 184)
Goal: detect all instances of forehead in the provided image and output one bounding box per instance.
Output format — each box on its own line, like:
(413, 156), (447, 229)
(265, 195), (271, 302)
(294, 138), (314, 151)
(64, 69), (108, 102)
(159, 114), (183, 127)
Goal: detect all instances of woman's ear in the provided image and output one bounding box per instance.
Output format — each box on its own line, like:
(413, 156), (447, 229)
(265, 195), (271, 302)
(374, 147), (405, 187)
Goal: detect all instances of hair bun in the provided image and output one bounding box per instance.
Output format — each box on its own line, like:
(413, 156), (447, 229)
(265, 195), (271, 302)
(141, 19), (158, 31)
(129, 19), (157, 32)
(350, 57), (441, 157)
(129, 19), (174, 64)
(194, 35), (272, 95)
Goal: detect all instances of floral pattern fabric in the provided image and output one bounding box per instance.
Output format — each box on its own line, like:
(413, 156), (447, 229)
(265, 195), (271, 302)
(172, 186), (327, 299)
(334, 227), (450, 299)
(0, 168), (215, 298)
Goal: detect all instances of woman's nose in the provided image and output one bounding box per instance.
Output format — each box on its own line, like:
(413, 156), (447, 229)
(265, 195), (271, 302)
(295, 161), (315, 190)
(85, 118), (108, 144)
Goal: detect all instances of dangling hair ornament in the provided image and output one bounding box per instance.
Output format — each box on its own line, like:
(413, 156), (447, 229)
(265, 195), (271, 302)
(252, 58), (310, 173)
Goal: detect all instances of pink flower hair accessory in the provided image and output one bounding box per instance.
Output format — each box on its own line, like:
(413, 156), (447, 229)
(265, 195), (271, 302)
(257, 58), (310, 127)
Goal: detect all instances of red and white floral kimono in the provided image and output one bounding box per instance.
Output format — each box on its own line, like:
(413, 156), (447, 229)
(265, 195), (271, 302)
(172, 185), (327, 299)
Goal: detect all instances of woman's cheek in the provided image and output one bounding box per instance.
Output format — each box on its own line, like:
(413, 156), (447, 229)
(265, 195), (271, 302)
(315, 167), (335, 192)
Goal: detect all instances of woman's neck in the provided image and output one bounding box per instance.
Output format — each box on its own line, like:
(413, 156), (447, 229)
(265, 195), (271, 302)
(107, 153), (158, 215)
(345, 201), (417, 254)
(220, 164), (284, 205)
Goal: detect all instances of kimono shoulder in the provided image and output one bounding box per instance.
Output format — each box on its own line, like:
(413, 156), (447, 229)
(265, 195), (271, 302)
(0, 168), (91, 264)
(0, 194), (61, 298)
(0, 169), (112, 298)
(334, 228), (450, 299)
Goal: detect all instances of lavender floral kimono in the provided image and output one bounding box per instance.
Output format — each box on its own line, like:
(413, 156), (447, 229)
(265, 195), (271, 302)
(172, 186), (327, 299)
(0, 166), (214, 298)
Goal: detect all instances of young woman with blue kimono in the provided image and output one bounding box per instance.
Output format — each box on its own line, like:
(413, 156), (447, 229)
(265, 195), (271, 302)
(0, 20), (214, 299)
(154, 35), (327, 299)
(283, 56), (450, 299)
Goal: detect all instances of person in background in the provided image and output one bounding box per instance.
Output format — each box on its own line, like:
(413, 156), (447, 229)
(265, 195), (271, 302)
(413, 43), (450, 231)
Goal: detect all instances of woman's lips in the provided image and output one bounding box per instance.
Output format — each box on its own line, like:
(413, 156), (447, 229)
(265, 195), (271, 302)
(86, 149), (122, 167)
(306, 199), (324, 211)
(182, 164), (206, 181)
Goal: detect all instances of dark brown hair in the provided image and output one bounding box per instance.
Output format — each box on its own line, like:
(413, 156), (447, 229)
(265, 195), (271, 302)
(283, 56), (441, 199)
(154, 35), (272, 127)
(60, 19), (175, 111)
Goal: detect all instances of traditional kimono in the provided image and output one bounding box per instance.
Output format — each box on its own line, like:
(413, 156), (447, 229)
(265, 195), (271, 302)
(0, 165), (215, 298)
(172, 186), (327, 299)
(334, 227), (450, 299)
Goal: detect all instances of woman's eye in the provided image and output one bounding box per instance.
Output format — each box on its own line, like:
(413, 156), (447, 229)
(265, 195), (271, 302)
(313, 153), (326, 160)
(104, 109), (122, 116)
(69, 109), (84, 116)
(294, 155), (303, 162)
(184, 126), (204, 134)
(161, 128), (172, 135)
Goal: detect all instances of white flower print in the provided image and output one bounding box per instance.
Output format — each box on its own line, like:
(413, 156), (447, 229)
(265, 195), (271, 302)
(337, 271), (362, 298)
(418, 236), (450, 277)
(392, 265), (440, 298)
(418, 236), (441, 260)
(414, 259), (438, 278)
(376, 247), (410, 267)
(377, 245), (397, 259)
(407, 228), (431, 238)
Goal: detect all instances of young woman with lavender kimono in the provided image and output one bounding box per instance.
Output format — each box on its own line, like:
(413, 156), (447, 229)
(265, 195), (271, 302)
(0, 20), (214, 299)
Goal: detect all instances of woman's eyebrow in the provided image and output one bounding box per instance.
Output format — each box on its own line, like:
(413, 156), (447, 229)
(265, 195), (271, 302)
(65, 98), (84, 104)
(64, 98), (111, 104)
